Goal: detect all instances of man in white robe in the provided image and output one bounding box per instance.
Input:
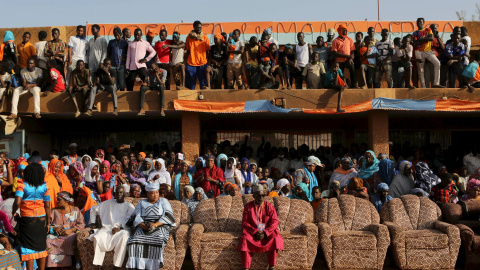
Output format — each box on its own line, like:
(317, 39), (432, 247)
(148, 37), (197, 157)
(89, 186), (135, 268)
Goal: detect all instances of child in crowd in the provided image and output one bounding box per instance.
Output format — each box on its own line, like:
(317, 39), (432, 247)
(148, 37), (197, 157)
(311, 186), (323, 211)
(0, 64), (11, 102)
(208, 34), (227, 89)
(251, 57), (279, 90)
(313, 36), (330, 72)
(245, 36), (259, 89)
(168, 32), (185, 90)
(359, 36), (377, 89)
(431, 173), (458, 203)
(226, 29), (245, 89)
(463, 53), (480, 92)
(43, 59), (66, 96)
(281, 44), (296, 89)
(391, 37), (403, 88)
(324, 62), (346, 112)
(302, 51), (326, 89)
(68, 60), (91, 117)
(397, 36), (415, 89)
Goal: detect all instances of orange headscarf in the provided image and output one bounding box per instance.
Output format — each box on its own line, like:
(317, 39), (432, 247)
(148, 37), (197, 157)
(79, 186), (98, 215)
(337, 25), (347, 37)
(214, 34), (225, 43)
(45, 159), (73, 208)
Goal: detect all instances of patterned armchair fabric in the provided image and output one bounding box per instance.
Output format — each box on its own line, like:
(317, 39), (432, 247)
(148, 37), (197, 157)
(77, 197), (191, 270)
(441, 201), (480, 270)
(315, 194), (389, 269)
(188, 195), (317, 270)
(381, 194), (461, 270)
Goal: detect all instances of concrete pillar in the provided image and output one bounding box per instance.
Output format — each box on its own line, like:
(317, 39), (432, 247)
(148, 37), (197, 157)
(368, 110), (389, 155)
(182, 112), (201, 161)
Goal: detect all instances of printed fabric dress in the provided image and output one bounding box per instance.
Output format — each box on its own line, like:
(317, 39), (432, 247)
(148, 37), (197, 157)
(46, 207), (85, 267)
(126, 198), (176, 270)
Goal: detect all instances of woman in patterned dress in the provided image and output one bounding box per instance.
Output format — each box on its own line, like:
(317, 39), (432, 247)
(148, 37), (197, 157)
(46, 191), (85, 268)
(173, 161), (192, 201)
(126, 182), (176, 270)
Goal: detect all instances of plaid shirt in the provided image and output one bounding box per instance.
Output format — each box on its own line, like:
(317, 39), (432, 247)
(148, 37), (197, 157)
(431, 183), (457, 203)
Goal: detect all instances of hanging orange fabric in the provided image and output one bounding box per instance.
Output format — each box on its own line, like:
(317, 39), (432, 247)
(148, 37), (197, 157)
(0, 40), (13, 61)
(80, 187), (98, 215)
(337, 75), (346, 87)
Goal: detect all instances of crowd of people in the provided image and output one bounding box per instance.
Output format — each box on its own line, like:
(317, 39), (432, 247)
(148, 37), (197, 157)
(0, 136), (478, 269)
(0, 18), (478, 116)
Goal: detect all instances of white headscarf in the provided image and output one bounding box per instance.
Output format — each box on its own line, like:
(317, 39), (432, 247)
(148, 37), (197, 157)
(84, 161), (99, 183)
(277, 178), (291, 197)
(148, 158), (171, 183)
(389, 160), (415, 198)
(224, 157), (237, 178)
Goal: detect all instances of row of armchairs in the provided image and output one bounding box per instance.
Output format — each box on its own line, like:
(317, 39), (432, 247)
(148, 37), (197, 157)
(76, 194), (464, 270)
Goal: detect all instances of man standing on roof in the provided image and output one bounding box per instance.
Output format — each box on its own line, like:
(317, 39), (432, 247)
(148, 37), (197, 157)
(331, 25), (357, 88)
(184, 21), (210, 90)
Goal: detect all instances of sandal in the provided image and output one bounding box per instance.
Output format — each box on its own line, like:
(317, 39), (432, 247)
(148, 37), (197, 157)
(34, 113), (41, 119)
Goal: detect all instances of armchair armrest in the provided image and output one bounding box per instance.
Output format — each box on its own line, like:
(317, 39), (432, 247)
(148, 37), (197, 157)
(174, 224), (190, 268)
(188, 223), (205, 270)
(433, 220), (461, 269)
(368, 224), (390, 270)
(317, 222), (333, 269)
(383, 221), (406, 269)
(302, 223), (319, 268)
(456, 224), (475, 254)
(76, 228), (91, 241)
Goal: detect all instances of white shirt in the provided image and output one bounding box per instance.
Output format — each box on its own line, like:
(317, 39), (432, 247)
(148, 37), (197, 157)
(35, 41), (47, 61)
(87, 37), (108, 72)
(228, 40), (244, 64)
(463, 152), (480, 175)
(68, 35), (88, 62)
(269, 157), (290, 174)
(90, 199), (135, 230)
(296, 43), (309, 68)
(462, 36), (471, 65)
(268, 37), (279, 48)
(289, 159), (304, 171)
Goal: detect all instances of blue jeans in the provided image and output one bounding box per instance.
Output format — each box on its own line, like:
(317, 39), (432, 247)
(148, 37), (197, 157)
(185, 63), (208, 90)
(110, 65), (126, 91)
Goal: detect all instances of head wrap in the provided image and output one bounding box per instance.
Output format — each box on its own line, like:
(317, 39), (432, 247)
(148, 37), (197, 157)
(95, 149), (105, 162)
(70, 161), (84, 176)
(216, 154), (228, 168)
(40, 161), (48, 171)
(141, 158), (154, 176)
(139, 152), (146, 159)
(348, 177), (364, 190)
(147, 29), (156, 37)
(79, 186), (97, 214)
(57, 191), (74, 204)
(253, 185), (264, 193)
(330, 180), (341, 190)
(214, 34), (225, 43)
(341, 156), (353, 167)
(3, 31), (14, 42)
(337, 24), (347, 37)
(357, 150), (380, 180)
(69, 143), (78, 148)
(467, 179), (480, 192)
(284, 44), (293, 50)
(415, 162), (440, 194)
(263, 28), (273, 35)
(145, 182), (160, 192)
(378, 159), (395, 185)
(224, 182), (232, 190)
(376, 183), (389, 193)
(389, 160), (415, 198)
(129, 159), (138, 166)
(187, 187), (208, 215)
(293, 182), (310, 201)
(277, 178), (290, 190)
(81, 154), (92, 163)
(173, 32), (180, 38)
(111, 160), (122, 173)
(18, 162), (28, 171)
(205, 154), (215, 161)
(84, 161), (99, 183)
(240, 158), (253, 194)
(327, 28), (335, 35)
(305, 156), (321, 166)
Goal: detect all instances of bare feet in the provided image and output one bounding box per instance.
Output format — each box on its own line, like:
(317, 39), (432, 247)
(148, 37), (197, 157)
(467, 85), (475, 93)
(34, 113), (41, 119)
(201, 86), (210, 90)
(7, 114), (17, 120)
(138, 109), (145, 116)
(113, 109), (118, 116)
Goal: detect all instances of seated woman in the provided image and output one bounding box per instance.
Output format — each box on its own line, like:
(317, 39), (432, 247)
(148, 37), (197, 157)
(46, 191), (85, 268)
(276, 179), (292, 198)
(292, 183), (310, 202)
(344, 177), (369, 200)
(181, 185), (194, 204)
(66, 161), (84, 192)
(321, 180), (341, 199)
(126, 159), (146, 186)
(173, 161), (192, 201)
(45, 159), (74, 208)
(76, 186), (98, 225)
(228, 184), (241, 197)
(330, 157), (358, 189)
(84, 161), (101, 201)
(371, 183), (393, 214)
(126, 182), (176, 270)
(357, 150), (380, 192)
(140, 158), (154, 178)
(194, 155), (225, 198)
(130, 184), (142, 198)
(187, 187), (207, 215)
(461, 179), (480, 201)
(148, 159), (172, 187)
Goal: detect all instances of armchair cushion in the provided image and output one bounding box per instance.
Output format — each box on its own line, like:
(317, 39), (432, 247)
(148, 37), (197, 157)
(199, 232), (241, 250)
(279, 231), (308, 250)
(332, 231), (377, 250)
(405, 229), (448, 249)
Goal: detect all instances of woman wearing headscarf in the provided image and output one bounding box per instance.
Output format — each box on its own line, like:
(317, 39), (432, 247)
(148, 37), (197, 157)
(376, 159), (395, 186)
(67, 161), (84, 191)
(194, 155), (225, 198)
(148, 159), (172, 186)
(389, 160), (415, 198)
(126, 182), (176, 270)
(344, 177), (369, 199)
(461, 179), (480, 201)
(140, 158), (154, 178)
(173, 161), (192, 201)
(276, 178), (292, 198)
(240, 158), (258, 195)
(415, 161), (440, 194)
(76, 186), (98, 225)
(0, 31), (17, 71)
(84, 161), (101, 201)
(224, 157), (244, 192)
(371, 183), (393, 214)
(292, 183), (310, 202)
(188, 157), (205, 175)
(46, 191), (85, 268)
(95, 149), (105, 163)
(187, 187), (207, 215)
(45, 159), (73, 208)
(81, 155), (92, 172)
(321, 180), (341, 199)
(182, 185), (195, 204)
(329, 157), (357, 189)
(126, 159), (146, 186)
(13, 164), (50, 269)
(216, 154), (228, 172)
(294, 156), (321, 201)
(358, 150), (380, 185)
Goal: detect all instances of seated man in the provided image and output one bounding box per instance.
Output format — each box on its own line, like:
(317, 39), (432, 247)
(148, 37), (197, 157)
(238, 185), (284, 270)
(85, 58), (118, 116)
(12, 58), (42, 119)
(89, 186), (135, 268)
(138, 62), (167, 116)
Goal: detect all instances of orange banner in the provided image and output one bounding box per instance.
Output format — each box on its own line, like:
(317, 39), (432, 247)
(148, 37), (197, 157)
(174, 99), (245, 113)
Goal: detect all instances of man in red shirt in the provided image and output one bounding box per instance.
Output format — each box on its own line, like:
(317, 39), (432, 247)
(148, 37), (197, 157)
(154, 30), (174, 90)
(331, 25), (357, 88)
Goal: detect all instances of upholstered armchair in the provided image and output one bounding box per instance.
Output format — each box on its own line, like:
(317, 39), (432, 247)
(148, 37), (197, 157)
(381, 195), (461, 270)
(315, 194), (390, 269)
(441, 200), (480, 270)
(77, 198), (191, 270)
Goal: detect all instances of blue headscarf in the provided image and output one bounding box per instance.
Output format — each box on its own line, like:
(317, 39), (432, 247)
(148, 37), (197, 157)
(216, 154), (228, 168)
(240, 158), (253, 194)
(188, 157), (205, 175)
(174, 171), (192, 200)
(40, 161), (48, 171)
(3, 31), (14, 42)
(378, 159), (395, 185)
(357, 150), (380, 180)
(303, 156), (320, 200)
(293, 182), (310, 201)
(372, 183), (393, 214)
